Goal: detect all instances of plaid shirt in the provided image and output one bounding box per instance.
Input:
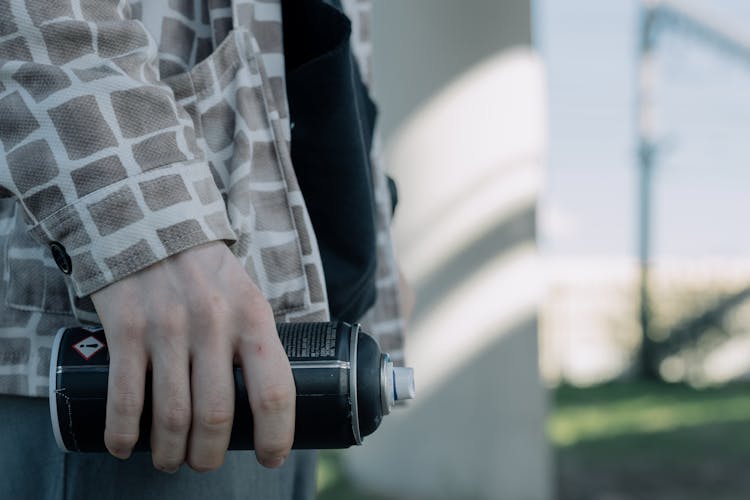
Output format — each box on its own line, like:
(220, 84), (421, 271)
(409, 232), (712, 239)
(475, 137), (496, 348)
(0, 0), (404, 397)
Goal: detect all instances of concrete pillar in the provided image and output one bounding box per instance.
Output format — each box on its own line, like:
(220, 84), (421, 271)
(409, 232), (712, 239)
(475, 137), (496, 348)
(342, 2), (554, 499)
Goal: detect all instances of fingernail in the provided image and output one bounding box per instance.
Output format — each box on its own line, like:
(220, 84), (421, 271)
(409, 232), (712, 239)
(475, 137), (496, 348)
(111, 449), (131, 460)
(265, 456), (286, 469)
(155, 464), (179, 474)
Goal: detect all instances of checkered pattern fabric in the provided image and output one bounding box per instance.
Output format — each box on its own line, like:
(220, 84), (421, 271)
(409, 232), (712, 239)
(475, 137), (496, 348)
(0, 0), (403, 396)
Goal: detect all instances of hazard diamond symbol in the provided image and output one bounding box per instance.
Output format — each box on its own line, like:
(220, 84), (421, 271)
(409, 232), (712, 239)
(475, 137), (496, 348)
(73, 335), (105, 360)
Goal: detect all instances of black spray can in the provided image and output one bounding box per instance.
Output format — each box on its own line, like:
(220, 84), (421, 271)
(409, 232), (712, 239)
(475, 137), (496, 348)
(49, 321), (415, 452)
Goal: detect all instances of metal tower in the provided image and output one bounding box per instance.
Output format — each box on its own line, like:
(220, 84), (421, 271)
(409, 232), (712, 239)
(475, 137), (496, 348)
(637, 0), (750, 378)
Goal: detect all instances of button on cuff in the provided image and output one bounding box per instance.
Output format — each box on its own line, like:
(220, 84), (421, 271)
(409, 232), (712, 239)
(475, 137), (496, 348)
(50, 241), (72, 275)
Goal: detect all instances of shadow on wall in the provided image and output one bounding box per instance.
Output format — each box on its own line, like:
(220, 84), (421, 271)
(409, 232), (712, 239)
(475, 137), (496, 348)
(411, 204), (536, 327)
(342, 46), (554, 500)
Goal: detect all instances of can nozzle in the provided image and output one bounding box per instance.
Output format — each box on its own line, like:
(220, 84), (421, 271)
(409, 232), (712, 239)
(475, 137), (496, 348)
(393, 367), (416, 401)
(381, 356), (416, 414)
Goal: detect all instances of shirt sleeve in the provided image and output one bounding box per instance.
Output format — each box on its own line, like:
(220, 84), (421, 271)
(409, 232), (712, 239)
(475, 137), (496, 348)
(0, 1), (236, 297)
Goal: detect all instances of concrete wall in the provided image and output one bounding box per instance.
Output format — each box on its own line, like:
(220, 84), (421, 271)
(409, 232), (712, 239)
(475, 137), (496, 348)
(370, 0), (532, 141)
(342, 2), (554, 499)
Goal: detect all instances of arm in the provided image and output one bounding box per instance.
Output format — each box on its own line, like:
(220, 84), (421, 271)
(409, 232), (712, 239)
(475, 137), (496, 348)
(1, 1), (294, 471)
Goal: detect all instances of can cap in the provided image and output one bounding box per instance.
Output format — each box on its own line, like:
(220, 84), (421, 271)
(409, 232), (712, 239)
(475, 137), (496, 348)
(393, 367), (416, 401)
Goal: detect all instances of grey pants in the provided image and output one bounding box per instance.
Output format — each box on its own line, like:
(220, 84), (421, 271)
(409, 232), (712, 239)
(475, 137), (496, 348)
(0, 395), (317, 500)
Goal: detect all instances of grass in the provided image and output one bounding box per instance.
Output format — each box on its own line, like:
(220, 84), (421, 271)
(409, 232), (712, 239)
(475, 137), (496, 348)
(317, 381), (750, 499)
(550, 382), (750, 447)
(553, 381), (750, 500)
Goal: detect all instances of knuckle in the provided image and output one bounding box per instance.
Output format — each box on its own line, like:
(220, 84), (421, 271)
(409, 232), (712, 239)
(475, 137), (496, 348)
(120, 313), (147, 338)
(194, 291), (231, 320)
(256, 384), (294, 414)
(111, 391), (142, 419)
(238, 297), (273, 327)
(158, 405), (191, 433)
(159, 307), (188, 333)
(195, 407), (234, 431)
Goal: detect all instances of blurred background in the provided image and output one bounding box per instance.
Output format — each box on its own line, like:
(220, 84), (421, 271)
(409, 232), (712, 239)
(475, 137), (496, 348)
(318, 1), (750, 499)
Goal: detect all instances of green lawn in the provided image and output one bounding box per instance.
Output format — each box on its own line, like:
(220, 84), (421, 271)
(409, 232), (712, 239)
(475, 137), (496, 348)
(553, 382), (750, 500)
(317, 382), (750, 499)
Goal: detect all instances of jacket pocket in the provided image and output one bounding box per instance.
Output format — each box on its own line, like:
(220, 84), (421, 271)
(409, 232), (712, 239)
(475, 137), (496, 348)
(162, 27), (317, 316)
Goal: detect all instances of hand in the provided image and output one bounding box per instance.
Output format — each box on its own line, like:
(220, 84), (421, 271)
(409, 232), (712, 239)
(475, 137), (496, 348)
(90, 241), (295, 472)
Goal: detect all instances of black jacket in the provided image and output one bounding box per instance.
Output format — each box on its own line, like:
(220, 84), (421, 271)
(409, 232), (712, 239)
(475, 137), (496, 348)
(283, 0), (396, 322)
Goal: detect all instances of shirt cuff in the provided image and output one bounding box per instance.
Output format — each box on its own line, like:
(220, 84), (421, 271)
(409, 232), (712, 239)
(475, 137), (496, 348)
(28, 159), (236, 296)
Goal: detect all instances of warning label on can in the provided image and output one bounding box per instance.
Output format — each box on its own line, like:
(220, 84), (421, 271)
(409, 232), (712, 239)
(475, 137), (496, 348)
(280, 323), (338, 360)
(73, 335), (105, 360)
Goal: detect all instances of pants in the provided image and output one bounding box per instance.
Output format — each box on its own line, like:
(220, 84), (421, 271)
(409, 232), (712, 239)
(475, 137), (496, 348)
(0, 395), (317, 500)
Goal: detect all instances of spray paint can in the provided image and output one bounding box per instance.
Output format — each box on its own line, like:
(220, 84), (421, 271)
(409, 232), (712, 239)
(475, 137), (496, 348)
(49, 321), (415, 452)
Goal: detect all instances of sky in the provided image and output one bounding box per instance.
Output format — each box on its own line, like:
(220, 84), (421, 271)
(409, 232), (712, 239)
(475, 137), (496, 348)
(536, 0), (750, 260)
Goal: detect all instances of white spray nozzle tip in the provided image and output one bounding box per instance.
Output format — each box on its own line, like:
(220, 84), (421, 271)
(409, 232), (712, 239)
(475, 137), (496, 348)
(393, 367), (416, 401)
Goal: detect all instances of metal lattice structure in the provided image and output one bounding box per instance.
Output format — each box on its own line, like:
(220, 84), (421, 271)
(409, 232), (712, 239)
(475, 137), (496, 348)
(637, 0), (750, 378)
